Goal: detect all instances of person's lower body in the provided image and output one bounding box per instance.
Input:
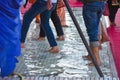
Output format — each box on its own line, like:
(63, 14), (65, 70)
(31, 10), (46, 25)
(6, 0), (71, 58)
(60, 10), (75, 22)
(98, 21), (110, 49)
(0, 16), (22, 77)
(38, 7), (65, 41)
(82, 2), (105, 66)
(57, 7), (69, 27)
(38, 26), (64, 41)
(21, 2), (47, 43)
(29, 0), (41, 23)
(100, 21), (109, 43)
(21, 1), (60, 53)
(40, 3), (60, 53)
(51, 7), (65, 40)
(37, 23), (46, 41)
(21, 2), (47, 48)
(83, 42), (101, 66)
(0, 40), (21, 77)
(38, 36), (64, 41)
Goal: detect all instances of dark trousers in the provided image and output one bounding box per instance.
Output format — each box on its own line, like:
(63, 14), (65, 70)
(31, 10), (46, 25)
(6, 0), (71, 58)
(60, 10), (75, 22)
(39, 6), (64, 37)
(21, 1), (57, 47)
(108, 0), (119, 22)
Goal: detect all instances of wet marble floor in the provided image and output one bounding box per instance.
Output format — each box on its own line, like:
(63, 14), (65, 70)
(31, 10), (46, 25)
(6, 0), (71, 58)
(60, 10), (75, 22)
(15, 7), (118, 78)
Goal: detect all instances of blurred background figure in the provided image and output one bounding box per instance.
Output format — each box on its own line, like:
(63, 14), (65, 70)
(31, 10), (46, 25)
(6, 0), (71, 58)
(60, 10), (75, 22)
(57, 0), (69, 27)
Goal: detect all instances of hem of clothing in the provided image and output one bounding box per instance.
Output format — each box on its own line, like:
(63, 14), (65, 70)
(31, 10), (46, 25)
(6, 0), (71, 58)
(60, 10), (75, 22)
(90, 41), (100, 48)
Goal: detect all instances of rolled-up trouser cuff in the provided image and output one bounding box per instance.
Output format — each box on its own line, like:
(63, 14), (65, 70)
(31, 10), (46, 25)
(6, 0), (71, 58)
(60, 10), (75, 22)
(90, 41), (100, 48)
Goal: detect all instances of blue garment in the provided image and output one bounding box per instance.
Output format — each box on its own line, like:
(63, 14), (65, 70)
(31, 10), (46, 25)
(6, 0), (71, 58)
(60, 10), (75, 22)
(83, 1), (105, 47)
(0, 0), (22, 77)
(21, 0), (57, 47)
(40, 7), (64, 37)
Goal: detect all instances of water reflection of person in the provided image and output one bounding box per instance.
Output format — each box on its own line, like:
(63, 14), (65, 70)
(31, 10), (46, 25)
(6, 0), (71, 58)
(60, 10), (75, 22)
(0, 0), (22, 77)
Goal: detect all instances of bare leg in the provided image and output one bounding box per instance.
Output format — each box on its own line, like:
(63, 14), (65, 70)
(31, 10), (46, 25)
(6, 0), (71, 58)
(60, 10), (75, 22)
(100, 22), (109, 43)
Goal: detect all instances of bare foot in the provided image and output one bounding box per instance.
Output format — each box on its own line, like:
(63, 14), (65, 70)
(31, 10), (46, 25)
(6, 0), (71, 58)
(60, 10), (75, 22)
(37, 37), (45, 41)
(82, 55), (91, 60)
(62, 25), (69, 27)
(86, 62), (101, 66)
(56, 36), (65, 41)
(21, 43), (25, 48)
(48, 46), (60, 53)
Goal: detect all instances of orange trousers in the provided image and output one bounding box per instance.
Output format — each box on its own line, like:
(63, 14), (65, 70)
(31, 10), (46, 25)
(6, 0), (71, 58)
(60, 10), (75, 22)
(57, 0), (66, 26)
(57, 7), (66, 26)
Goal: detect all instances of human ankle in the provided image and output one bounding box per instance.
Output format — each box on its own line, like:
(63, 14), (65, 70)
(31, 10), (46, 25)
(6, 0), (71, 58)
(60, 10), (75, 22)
(49, 46), (60, 53)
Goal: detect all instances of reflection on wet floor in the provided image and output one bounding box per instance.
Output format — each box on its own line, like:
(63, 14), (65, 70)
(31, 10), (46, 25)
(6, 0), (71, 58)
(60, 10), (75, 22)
(17, 7), (116, 78)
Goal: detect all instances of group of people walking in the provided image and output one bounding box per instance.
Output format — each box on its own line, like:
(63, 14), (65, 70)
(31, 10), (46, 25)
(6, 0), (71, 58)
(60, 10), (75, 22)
(21, 0), (69, 53)
(0, 0), (119, 78)
(0, 0), (67, 78)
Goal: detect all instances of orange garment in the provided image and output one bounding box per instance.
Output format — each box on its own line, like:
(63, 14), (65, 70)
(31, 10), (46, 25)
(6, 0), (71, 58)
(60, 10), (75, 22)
(29, 0), (36, 4)
(57, 7), (66, 26)
(57, 0), (65, 9)
(57, 0), (66, 26)
(36, 14), (41, 23)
